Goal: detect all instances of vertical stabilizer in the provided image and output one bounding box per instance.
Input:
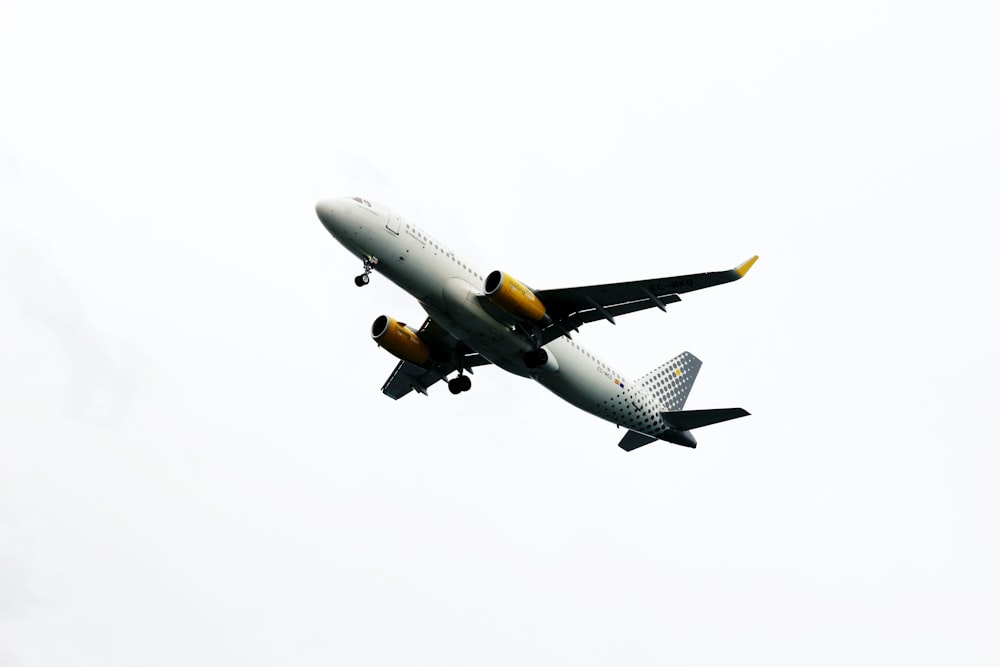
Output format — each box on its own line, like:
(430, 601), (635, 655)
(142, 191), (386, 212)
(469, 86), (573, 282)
(638, 352), (702, 410)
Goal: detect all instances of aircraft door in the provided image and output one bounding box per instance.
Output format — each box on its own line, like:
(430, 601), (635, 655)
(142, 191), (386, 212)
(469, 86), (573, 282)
(386, 209), (401, 235)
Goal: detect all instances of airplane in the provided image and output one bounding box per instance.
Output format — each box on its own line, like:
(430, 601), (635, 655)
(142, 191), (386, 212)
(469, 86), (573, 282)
(315, 196), (757, 452)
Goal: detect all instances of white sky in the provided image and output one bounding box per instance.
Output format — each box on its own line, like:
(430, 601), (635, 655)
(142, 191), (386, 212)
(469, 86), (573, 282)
(2, 1), (998, 665)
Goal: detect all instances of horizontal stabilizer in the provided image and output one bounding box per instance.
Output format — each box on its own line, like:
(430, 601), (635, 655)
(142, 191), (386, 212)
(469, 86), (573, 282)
(618, 430), (657, 452)
(662, 408), (750, 430)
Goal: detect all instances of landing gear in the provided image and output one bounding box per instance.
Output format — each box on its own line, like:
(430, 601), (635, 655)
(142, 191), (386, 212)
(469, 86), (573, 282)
(354, 256), (378, 287)
(448, 374), (472, 394)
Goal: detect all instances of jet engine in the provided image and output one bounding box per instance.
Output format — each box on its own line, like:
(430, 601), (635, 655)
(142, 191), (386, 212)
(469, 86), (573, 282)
(484, 271), (549, 323)
(371, 315), (430, 366)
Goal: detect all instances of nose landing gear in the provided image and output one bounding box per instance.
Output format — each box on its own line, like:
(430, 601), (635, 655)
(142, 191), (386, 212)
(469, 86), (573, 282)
(354, 256), (379, 287)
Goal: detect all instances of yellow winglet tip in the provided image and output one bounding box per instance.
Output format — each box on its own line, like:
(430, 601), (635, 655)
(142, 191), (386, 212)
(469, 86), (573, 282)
(735, 255), (759, 277)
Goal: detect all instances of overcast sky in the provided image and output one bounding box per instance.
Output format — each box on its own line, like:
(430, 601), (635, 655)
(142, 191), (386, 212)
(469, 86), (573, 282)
(2, 1), (998, 665)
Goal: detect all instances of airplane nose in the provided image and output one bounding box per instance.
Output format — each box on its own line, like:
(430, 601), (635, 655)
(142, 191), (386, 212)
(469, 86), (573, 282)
(315, 199), (342, 233)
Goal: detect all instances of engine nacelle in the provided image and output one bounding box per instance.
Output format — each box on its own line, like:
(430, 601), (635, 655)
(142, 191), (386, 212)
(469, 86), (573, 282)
(484, 270), (548, 323)
(371, 315), (431, 366)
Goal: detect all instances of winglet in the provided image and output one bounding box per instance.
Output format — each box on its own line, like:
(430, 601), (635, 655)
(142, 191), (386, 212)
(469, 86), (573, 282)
(735, 255), (758, 278)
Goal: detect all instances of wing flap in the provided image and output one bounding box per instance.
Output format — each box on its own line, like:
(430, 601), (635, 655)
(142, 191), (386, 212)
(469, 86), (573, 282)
(381, 360), (435, 399)
(538, 295), (683, 345)
(379, 317), (492, 399)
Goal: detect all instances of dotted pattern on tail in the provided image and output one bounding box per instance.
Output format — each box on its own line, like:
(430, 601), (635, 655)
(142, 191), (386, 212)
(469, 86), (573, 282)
(638, 352), (702, 411)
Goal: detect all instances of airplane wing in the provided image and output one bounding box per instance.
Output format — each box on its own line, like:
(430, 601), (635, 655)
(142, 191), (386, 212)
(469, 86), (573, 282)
(380, 317), (492, 399)
(534, 256), (757, 345)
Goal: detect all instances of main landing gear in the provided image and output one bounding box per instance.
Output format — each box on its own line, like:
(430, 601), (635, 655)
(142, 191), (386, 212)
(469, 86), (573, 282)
(354, 256), (378, 287)
(448, 374), (472, 395)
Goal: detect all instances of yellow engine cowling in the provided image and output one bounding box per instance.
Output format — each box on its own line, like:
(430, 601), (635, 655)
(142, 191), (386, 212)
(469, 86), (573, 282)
(484, 270), (548, 322)
(371, 315), (431, 366)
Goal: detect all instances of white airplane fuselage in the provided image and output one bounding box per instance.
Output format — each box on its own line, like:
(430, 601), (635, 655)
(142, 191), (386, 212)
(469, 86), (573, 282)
(316, 196), (695, 442)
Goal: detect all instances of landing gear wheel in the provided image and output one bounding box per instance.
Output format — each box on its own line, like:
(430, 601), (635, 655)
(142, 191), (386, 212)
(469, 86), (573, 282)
(353, 257), (378, 287)
(448, 375), (472, 394)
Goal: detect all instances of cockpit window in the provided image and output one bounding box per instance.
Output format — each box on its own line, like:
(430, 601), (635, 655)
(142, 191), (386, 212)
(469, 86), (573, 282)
(351, 196), (372, 207)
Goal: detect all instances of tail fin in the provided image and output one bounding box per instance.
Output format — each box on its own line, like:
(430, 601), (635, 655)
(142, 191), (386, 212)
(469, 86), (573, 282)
(638, 351), (702, 410)
(621, 353), (750, 452)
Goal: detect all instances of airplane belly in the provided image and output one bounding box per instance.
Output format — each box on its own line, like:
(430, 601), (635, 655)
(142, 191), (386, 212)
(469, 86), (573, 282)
(532, 340), (615, 408)
(441, 276), (478, 315)
(368, 235), (438, 302)
(416, 279), (533, 376)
